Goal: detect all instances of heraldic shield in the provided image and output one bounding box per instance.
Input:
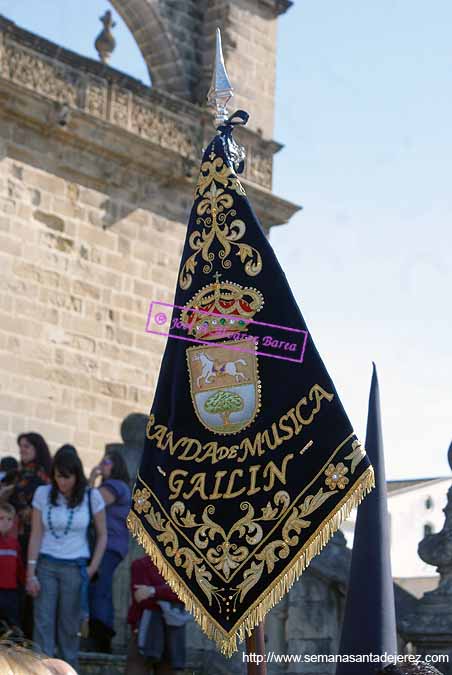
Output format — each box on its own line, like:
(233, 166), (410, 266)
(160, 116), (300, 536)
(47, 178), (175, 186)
(187, 339), (260, 435)
(127, 112), (375, 657)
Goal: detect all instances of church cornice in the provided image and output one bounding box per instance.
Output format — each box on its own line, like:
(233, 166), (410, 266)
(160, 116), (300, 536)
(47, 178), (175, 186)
(0, 15), (301, 229)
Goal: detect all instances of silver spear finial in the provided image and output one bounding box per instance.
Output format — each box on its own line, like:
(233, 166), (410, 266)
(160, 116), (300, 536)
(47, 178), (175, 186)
(207, 28), (233, 127)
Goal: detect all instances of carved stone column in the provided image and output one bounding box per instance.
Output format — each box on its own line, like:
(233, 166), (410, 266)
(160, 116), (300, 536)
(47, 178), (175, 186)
(399, 443), (452, 674)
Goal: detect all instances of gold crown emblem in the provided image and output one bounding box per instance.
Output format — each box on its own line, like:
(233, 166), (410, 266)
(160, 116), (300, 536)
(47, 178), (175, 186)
(180, 274), (264, 341)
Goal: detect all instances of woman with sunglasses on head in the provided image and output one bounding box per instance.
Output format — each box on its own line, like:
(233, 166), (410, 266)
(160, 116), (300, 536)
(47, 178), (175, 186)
(88, 450), (131, 653)
(26, 446), (107, 670)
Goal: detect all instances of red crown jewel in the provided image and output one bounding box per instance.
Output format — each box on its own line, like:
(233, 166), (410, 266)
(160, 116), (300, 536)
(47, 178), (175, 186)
(180, 273), (264, 341)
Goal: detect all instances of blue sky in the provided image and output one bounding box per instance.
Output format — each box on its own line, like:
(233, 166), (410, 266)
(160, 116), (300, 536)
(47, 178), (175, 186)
(1, 1), (450, 479)
(272, 0), (452, 479)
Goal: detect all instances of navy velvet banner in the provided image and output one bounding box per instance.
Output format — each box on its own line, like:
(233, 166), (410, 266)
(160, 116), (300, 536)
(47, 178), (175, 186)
(128, 114), (374, 656)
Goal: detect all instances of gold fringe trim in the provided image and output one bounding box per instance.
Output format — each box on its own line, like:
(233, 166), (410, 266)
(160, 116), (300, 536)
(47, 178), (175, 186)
(127, 464), (374, 657)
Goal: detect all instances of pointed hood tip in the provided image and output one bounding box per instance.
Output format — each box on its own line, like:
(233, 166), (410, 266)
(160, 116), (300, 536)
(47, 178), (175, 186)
(370, 362), (380, 394)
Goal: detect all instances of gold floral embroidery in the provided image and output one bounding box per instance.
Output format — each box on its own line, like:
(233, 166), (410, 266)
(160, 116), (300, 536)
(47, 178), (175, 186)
(131, 438), (367, 611)
(344, 440), (366, 474)
(325, 462), (349, 490)
(253, 488), (337, 576)
(233, 560), (265, 604)
(196, 156), (245, 198)
(137, 494), (289, 607)
(179, 156), (263, 290)
(283, 488), (338, 542)
(144, 502), (226, 610)
(128, 439), (374, 657)
(170, 492), (290, 580)
(131, 484), (341, 608)
(224, 487), (338, 608)
(133, 487), (151, 514)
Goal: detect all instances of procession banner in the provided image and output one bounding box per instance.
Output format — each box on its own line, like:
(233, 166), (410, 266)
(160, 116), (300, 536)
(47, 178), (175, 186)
(128, 114), (374, 655)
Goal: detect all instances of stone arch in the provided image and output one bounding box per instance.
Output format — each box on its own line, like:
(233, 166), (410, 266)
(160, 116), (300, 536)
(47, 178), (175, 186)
(108, 0), (201, 100)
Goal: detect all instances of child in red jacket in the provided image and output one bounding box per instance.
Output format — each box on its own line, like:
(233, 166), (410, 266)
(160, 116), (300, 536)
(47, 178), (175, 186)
(0, 502), (25, 631)
(126, 556), (186, 675)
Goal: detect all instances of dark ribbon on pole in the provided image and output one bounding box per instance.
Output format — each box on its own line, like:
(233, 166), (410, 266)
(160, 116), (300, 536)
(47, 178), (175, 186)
(217, 110), (249, 174)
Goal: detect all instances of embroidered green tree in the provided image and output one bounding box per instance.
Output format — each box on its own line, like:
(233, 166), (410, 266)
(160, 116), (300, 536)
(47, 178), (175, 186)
(204, 390), (244, 426)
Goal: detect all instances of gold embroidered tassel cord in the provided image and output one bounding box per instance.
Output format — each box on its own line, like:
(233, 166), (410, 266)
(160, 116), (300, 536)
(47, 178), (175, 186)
(127, 464), (375, 657)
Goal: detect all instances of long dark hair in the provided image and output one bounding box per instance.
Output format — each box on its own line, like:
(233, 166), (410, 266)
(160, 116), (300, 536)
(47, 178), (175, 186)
(105, 450), (130, 485)
(50, 446), (87, 508)
(17, 432), (52, 475)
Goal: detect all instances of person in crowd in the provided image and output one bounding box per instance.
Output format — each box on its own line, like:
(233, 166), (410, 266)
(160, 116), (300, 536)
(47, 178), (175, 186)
(0, 503), (24, 633)
(9, 433), (52, 639)
(10, 433), (52, 555)
(26, 446), (107, 670)
(0, 641), (78, 675)
(0, 457), (19, 485)
(43, 657), (78, 675)
(126, 556), (187, 675)
(0, 458), (19, 507)
(0, 642), (53, 675)
(88, 450), (132, 653)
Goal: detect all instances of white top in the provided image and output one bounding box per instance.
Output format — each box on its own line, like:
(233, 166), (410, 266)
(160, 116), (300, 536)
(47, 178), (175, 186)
(32, 485), (105, 560)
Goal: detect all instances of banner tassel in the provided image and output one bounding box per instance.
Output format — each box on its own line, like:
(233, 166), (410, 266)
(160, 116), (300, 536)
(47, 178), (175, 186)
(127, 464), (375, 657)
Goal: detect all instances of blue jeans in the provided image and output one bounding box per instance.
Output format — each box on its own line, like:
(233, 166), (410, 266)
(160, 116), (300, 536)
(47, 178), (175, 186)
(33, 556), (85, 669)
(89, 549), (122, 630)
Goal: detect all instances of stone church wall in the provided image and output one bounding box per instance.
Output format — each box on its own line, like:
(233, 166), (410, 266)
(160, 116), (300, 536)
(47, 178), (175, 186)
(0, 111), (187, 469)
(0, 9), (296, 468)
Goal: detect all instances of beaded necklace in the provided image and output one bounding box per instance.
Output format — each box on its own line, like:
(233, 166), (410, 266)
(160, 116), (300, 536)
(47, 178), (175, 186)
(47, 493), (75, 539)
